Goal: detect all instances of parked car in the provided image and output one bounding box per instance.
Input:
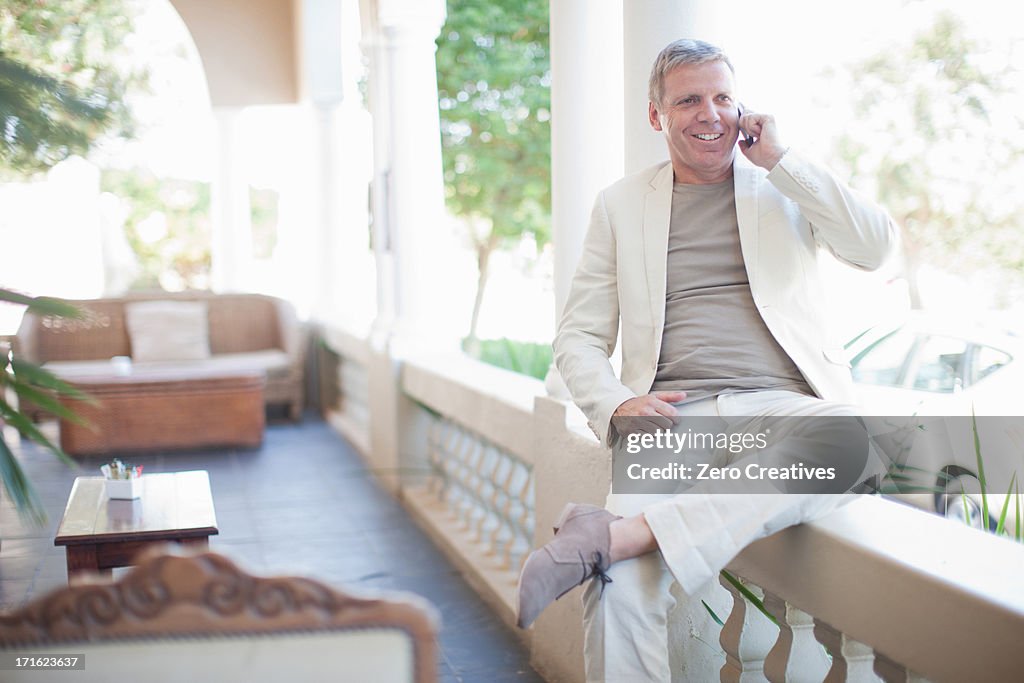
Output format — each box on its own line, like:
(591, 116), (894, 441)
(848, 312), (1024, 417)
(846, 313), (1024, 533)
(843, 315), (1024, 532)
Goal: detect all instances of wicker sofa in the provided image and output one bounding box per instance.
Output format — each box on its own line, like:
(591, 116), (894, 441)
(15, 291), (305, 420)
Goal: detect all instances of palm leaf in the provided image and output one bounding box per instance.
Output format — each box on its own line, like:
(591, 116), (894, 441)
(11, 358), (93, 400)
(1016, 478), (1021, 543)
(995, 473), (1017, 537)
(720, 570), (778, 625)
(970, 408), (990, 528)
(0, 288), (81, 318)
(701, 599), (725, 627)
(0, 398), (76, 468)
(0, 52), (112, 173)
(9, 381), (89, 425)
(0, 437), (46, 525)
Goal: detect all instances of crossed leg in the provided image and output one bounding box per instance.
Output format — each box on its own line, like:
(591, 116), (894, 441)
(580, 391), (869, 681)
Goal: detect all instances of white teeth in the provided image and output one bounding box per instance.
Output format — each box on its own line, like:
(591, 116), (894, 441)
(694, 133), (722, 141)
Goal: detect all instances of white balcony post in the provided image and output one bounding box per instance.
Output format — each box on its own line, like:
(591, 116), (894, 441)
(813, 622), (881, 683)
(763, 593), (832, 683)
(622, 0), (728, 173)
(210, 107), (255, 292)
(357, 0), (448, 491)
(335, 0), (375, 330)
(544, 0), (624, 398)
(299, 0), (374, 327)
(300, 0), (343, 320)
(719, 575), (778, 682)
(372, 0), (449, 350)
(359, 0), (394, 338)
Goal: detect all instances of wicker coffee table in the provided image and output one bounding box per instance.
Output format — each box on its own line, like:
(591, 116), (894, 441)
(58, 368), (265, 455)
(54, 470), (218, 581)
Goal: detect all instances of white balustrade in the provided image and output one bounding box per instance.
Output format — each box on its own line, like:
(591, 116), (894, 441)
(762, 594), (831, 683)
(319, 325), (373, 456)
(318, 329), (1024, 683)
(719, 575), (776, 682)
(717, 574), (940, 683)
(422, 409), (534, 570)
(813, 621), (881, 683)
(338, 356), (370, 432)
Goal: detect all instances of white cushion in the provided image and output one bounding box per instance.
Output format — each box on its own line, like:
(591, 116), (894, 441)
(125, 301), (211, 362)
(46, 351), (291, 381)
(192, 350), (292, 375)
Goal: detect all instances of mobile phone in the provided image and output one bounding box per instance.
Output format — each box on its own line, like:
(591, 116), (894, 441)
(737, 105), (755, 147)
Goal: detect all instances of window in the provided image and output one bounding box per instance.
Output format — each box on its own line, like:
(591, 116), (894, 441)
(968, 345), (1011, 385)
(910, 336), (967, 393)
(851, 328), (917, 387)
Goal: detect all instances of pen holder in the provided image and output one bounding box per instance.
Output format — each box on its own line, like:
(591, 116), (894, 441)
(105, 477), (143, 500)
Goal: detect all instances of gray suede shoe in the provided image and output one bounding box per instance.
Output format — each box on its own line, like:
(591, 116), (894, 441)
(515, 503), (620, 629)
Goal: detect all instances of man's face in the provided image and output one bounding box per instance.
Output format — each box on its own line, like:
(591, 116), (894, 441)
(649, 61), (739, 184)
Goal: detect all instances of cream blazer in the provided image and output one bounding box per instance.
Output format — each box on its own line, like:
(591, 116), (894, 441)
(554, 150), (897, 446)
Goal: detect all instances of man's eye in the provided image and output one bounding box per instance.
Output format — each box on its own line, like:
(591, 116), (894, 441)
(718, 95), (733, 103)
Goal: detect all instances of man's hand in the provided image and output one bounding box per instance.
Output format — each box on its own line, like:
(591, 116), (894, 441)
(613, 391), (686, 435)
(738, 109), (787, 171)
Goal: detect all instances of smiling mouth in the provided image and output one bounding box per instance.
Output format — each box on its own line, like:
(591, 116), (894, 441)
(692, 133), (723, 141)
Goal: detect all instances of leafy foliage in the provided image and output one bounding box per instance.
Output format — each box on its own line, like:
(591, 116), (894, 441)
(826, 13), (1024, 305)
(473, 337), (552, 380)
(435, 0), (551, 344)
(100, 169), (212, 291)
(0, 289), (86, 524)
(0, 52), (112, 173)
(0, 0), (143, 176)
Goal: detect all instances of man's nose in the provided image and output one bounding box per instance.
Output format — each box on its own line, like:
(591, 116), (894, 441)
(696, 101), (720, 123)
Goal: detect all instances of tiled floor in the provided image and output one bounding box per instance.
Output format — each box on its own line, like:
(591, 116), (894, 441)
(0, 416), (545, 682)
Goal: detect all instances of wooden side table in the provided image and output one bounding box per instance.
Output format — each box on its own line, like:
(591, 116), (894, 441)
(54, 470), (219, 581)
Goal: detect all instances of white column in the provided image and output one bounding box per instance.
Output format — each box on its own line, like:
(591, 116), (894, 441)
(299, 0), (344, 319)
(359, 0), (396, 340)
(334, 0), (375, 331)
(379, 1), (449, 349)
(298, 0), (374, 329)
(210, 107), (254, 292)
(355, 0), (449, 493)
(545, 0), (625, 397)
(622, 0), (728, 173)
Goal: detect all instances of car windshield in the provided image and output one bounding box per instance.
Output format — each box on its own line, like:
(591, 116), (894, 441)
(852, 324), (1014, 394)
(851, 327), (916, 387)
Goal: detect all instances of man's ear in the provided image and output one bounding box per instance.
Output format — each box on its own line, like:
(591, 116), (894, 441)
(648, 101), (663, 131)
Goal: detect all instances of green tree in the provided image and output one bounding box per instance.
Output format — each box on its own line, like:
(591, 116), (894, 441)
(435, 0), (551, 352)
(826, 12), (1024, 307)
(1, 0), (143, 521)
(101, 169), (213, 291)
(0, 0), (142, 176)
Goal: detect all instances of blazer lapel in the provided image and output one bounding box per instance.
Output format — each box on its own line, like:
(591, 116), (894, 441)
(733, 158), (760, 291)
(642, 163), (674, 331)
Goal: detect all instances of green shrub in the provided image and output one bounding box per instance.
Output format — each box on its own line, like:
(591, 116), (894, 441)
(469, 338), (552, 381)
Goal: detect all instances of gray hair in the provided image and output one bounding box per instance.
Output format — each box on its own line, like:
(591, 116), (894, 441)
(648, 39), (734, 108)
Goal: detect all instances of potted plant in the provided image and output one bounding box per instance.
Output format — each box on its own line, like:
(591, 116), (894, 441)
(1, 288), (88, 524)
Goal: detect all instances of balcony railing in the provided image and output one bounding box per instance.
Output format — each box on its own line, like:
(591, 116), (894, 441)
(420, 412), (534, 571)
(320, 326), (371, 456)
(320, 324), (1024, 683)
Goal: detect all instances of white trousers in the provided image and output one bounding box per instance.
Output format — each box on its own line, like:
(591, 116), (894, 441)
(582, 390), (866, 683)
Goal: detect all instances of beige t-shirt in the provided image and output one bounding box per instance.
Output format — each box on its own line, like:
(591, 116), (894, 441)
(650, 178), (813, 400)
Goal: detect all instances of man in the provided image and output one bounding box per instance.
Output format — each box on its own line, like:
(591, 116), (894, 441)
(515, 39), (897, 681)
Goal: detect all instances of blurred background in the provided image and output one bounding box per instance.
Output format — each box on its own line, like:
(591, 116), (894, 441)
(1, 0), (1022, 405)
